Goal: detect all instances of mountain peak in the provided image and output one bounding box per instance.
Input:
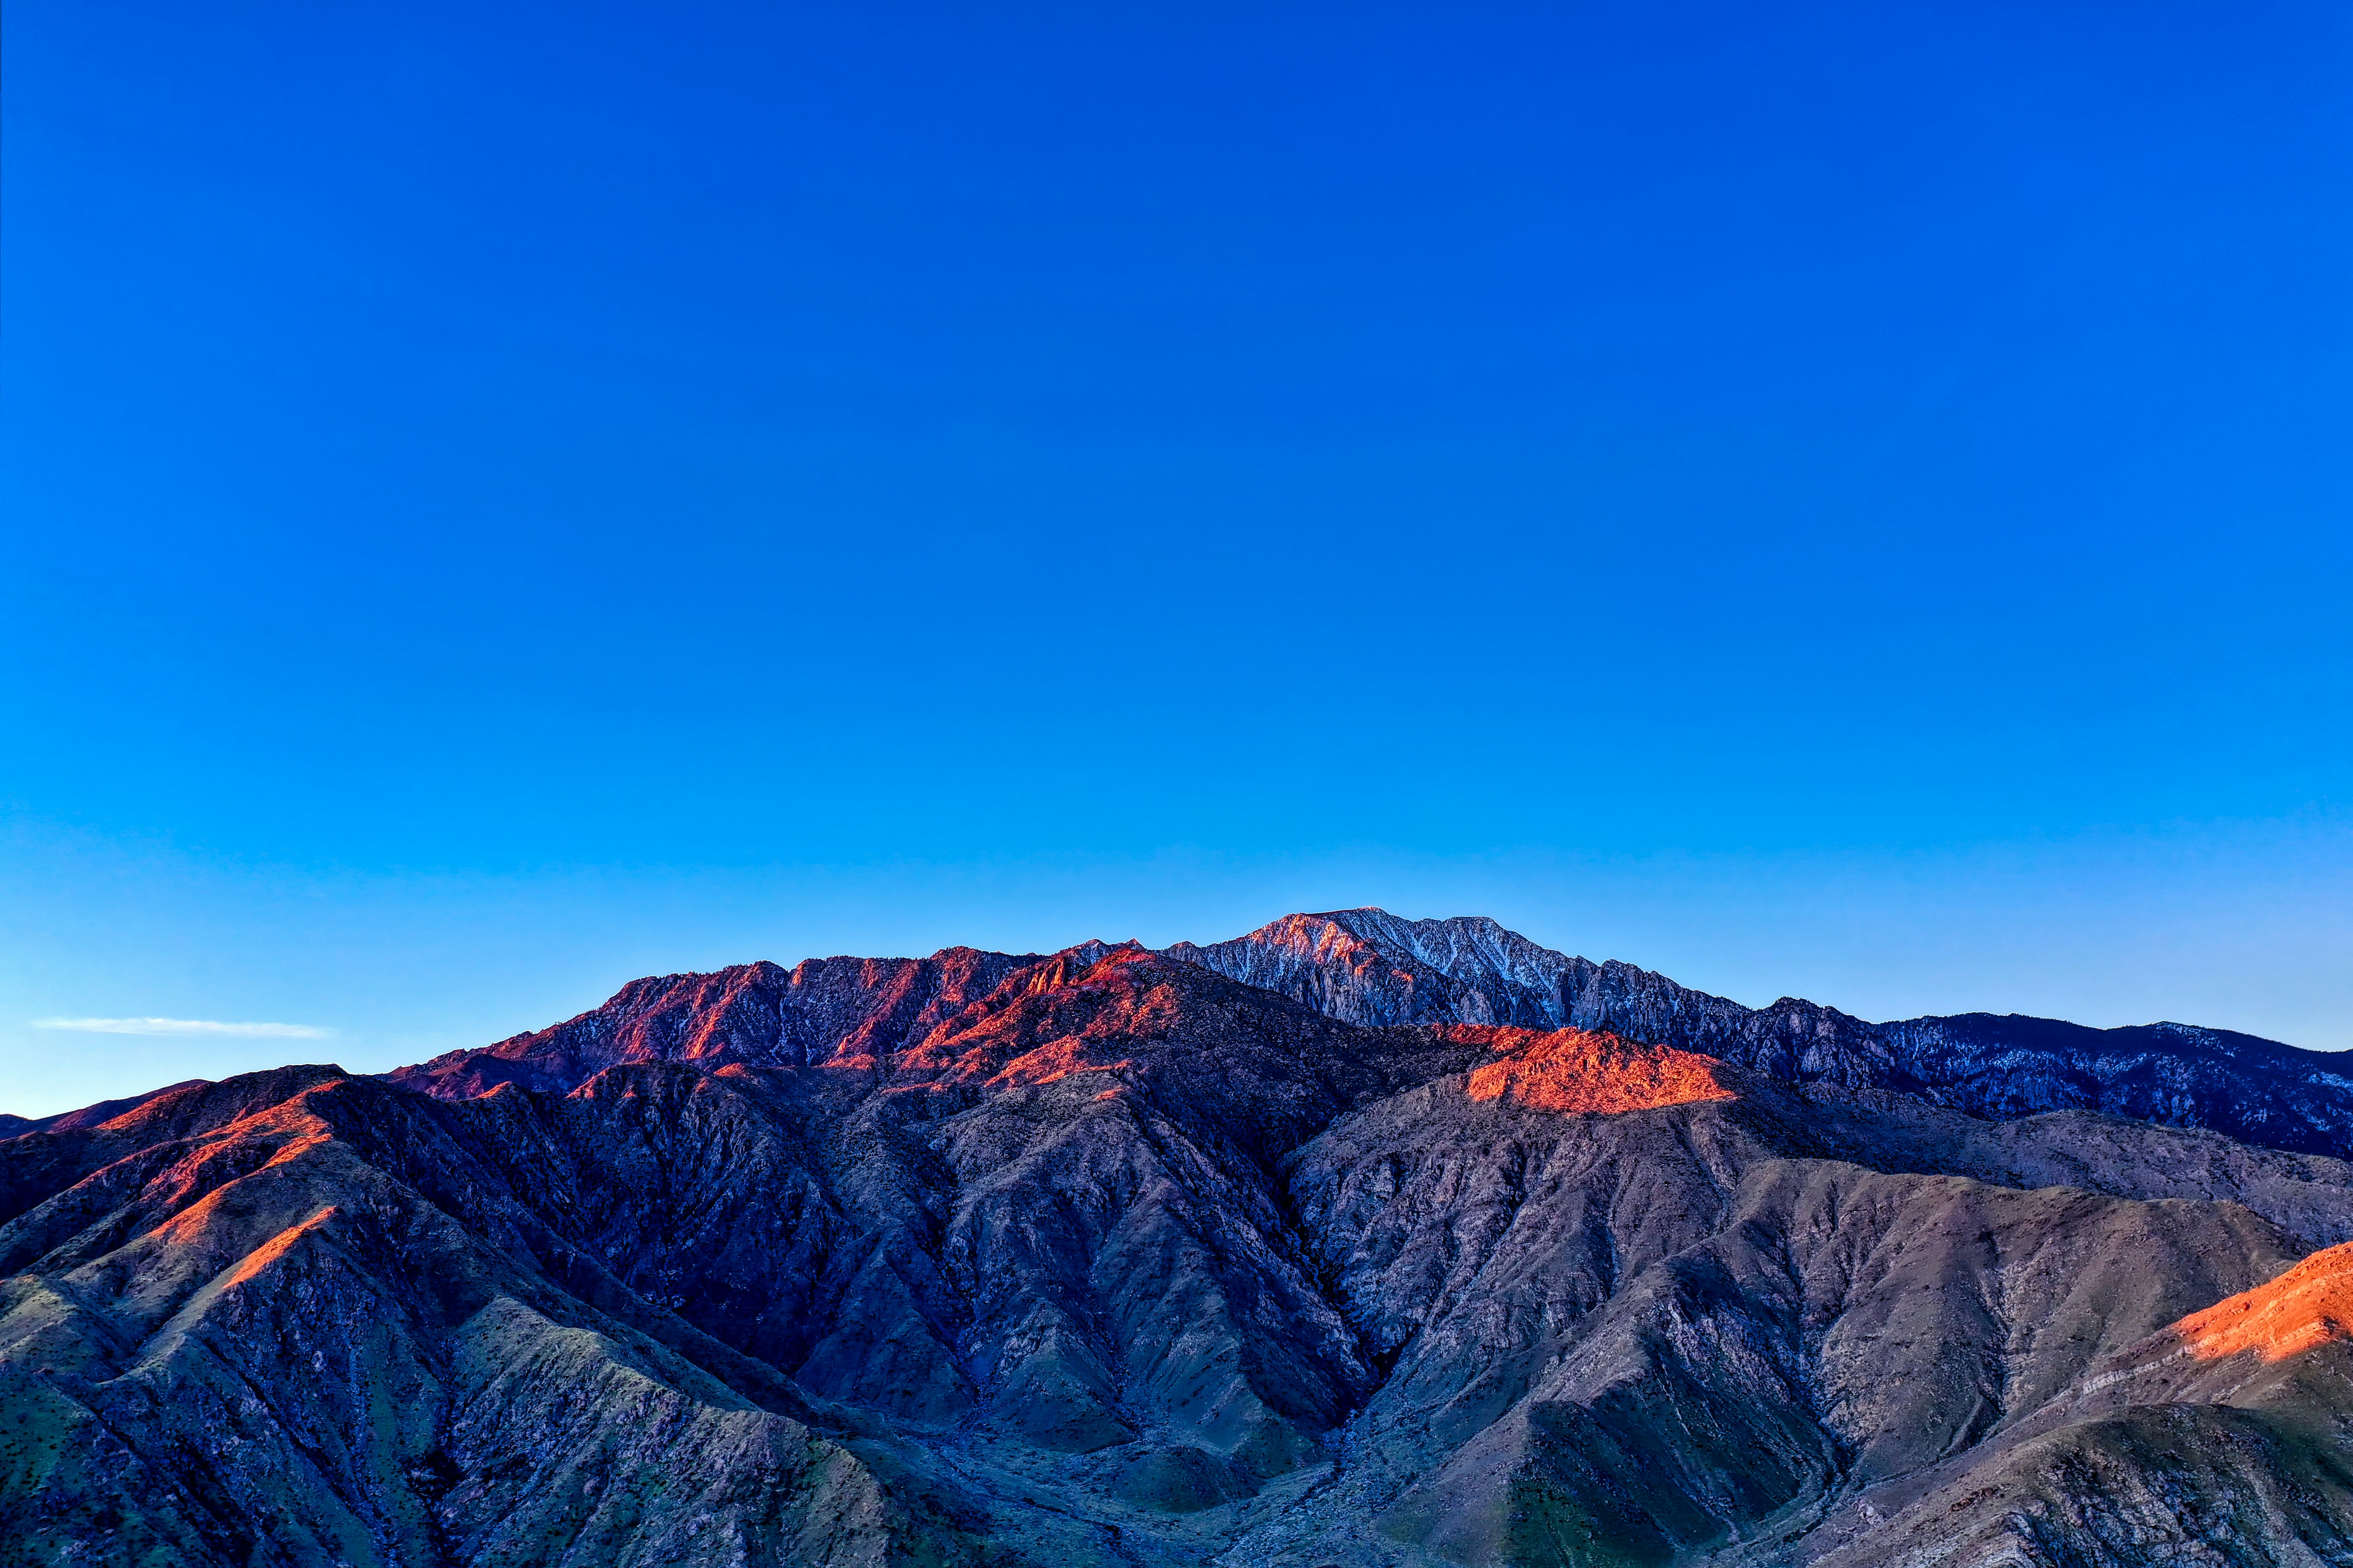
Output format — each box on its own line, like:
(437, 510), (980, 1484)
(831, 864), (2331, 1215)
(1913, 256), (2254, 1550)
(1165, 909), (2353, 1158)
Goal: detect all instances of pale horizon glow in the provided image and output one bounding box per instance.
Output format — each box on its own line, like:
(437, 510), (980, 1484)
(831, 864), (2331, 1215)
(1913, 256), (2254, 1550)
(30, 1017), (335, 1040)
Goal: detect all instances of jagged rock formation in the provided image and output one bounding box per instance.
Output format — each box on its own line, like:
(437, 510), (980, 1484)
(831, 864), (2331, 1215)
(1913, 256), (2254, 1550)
(3, 915), (2351, 1567)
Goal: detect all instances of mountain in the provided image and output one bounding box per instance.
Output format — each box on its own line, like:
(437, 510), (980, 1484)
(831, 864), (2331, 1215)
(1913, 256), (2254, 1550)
(3, 915), (2350, 1566)
(0, 1081), (208, 1141)
(1172, 909), (2353, 1156)
(386, 946), (1050, 1099)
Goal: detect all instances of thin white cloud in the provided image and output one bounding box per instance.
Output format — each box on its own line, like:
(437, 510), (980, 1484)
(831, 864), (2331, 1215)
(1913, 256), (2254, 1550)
(29, 1017), (335, 1040)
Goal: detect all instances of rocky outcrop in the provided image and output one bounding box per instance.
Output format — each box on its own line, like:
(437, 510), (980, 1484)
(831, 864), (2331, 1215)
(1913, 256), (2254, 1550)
(2170, 1237), (2353, 1365)
(1453, 1025), (1737, 1115)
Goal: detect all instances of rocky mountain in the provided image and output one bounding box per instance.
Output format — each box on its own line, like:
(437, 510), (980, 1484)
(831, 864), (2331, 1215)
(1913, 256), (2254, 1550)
(386, 946), (1054, 1099)
(1173, 909), (2353, 1156)
(3, 915), (2350, 1567)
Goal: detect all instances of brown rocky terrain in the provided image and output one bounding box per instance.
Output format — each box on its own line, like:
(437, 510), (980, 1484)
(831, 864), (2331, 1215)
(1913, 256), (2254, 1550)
(2, 914), (2349, 1566)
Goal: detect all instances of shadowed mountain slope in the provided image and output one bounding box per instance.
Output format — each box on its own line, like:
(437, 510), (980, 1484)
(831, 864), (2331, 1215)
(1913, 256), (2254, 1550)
(1799, 1240), (2353, 1567)
(5, 919), (2352, 1567)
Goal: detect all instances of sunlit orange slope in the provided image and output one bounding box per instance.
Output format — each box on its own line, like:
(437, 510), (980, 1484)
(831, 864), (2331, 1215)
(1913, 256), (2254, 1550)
(1453, 1024), (1738, 1115)
(2174, 1238), (2353, 1363)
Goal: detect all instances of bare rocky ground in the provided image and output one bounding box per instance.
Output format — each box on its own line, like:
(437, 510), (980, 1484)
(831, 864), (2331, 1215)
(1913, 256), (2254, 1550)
(2, 912), (2350, 1566)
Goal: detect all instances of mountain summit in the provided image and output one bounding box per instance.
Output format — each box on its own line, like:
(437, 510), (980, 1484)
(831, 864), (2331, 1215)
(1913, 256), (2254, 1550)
(4, 912), (2350, 1566)
(1175, 908), (2353, 1156)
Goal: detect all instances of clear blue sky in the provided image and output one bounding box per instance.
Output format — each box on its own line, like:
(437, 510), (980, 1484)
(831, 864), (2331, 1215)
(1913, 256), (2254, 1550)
(4, 0), (2349, 1116)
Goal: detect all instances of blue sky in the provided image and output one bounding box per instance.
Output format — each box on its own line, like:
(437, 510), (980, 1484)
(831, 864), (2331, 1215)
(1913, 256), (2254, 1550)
(3, 0), (2349, 1115)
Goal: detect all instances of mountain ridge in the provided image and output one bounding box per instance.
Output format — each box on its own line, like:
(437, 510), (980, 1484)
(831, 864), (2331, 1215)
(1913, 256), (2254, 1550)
(371, 906), (2353, 1162)
(6, 912), (2353, 1566)
(1171, 908), (2353, 1158)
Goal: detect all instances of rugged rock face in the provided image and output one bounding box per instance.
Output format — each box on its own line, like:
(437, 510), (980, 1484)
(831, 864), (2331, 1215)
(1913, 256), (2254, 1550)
(3, 915), (2351, 1567)
(1166, 912), (1591, 1031)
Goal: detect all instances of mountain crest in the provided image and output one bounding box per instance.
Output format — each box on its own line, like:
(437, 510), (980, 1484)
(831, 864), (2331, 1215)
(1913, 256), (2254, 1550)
(11, 910), (2353, 1567)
